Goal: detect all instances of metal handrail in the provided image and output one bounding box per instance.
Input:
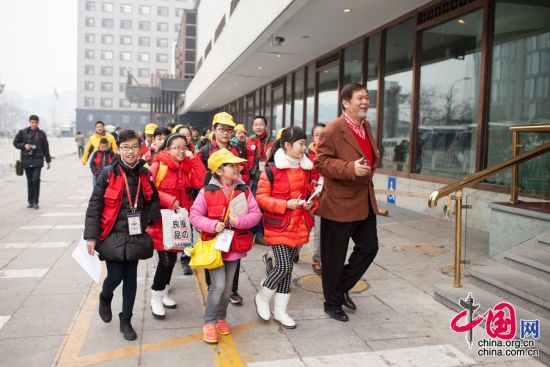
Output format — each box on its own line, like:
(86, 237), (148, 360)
(428, 140), (550, 288)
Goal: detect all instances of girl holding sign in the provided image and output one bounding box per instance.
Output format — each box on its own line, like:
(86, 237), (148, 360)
(147, 133), (206, 319)
(189, 148), (261, 344)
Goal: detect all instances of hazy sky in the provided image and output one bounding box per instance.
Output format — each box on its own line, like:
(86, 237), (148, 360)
(0, 0), (76, 98)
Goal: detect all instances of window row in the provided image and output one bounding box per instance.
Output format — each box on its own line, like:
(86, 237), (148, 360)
(84, 66), (152, 78)
(84, 2), (184, 17)
(85, 113), (149, 125)
(85, 18), (179, 32)
(84, 97), (136, 108)
(84, 50), (169, 62)
(84, 34), (171, 47)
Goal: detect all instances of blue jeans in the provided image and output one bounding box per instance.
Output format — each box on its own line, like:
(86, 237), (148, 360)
(204, 260), (239, 324)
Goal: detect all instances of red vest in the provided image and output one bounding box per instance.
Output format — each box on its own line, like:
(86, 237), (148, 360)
(99, 168), (154, 240)
(201, 184), (253, 253)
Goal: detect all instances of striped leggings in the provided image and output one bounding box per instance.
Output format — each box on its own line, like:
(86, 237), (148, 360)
(263, 245), (298, 294)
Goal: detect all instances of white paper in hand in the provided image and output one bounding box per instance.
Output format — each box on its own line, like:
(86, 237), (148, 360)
(72, 237), (101, 283)
(306, 176), (324, 204)
(229, 193), (248, 216)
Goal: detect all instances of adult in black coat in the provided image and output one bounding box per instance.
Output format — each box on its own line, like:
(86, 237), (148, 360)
(84, 130), (159, 341)
(12, 115), (51, 209)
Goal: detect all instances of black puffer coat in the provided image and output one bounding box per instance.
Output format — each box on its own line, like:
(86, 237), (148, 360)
(84, 157), (160, 261)
(13, 127), (51, 168)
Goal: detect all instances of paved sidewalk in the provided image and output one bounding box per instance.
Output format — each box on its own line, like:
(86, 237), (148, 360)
(0, 155), (545, 366)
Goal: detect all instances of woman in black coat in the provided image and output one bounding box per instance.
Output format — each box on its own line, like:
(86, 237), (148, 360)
(12, 115), (51, 209)
(84, 130), (159, 340)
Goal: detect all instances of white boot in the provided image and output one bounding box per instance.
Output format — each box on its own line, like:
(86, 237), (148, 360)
(150, 290), (165, 319)
(273, 293), (296, 329)
(254, 286), (275, 321)
(162, 286), (177, 309)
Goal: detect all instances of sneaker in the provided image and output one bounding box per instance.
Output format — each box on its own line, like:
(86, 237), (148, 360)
(261, 252), (273, 276)
(27, 203), (33, 208)
(312, 262), (322, 276)
(182, 263), (193, 276)
(33, 204), (39, 210)
(229, 291), (243, 305)
(293, 252), (300, 263)
(203, 323), (218, 344)
(215, 319), (231, 335)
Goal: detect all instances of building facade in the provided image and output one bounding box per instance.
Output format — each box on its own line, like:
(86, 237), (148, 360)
(76, 0), (195, 134)
(181, 0), (549, 229)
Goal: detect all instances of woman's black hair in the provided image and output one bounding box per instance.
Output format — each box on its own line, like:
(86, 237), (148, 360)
(159, 133), (187, 152)
(117, 129), (141, 146)
(153, 126), (171, 138)
(267, 126), (307, 163)
(311, 123), (326, 136)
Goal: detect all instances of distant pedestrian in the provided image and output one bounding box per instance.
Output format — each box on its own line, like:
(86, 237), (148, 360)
(143, 127), (170, 165)
(89, 138), (115, 186)
(84, 129), (159, 341)
(314, 83), (380, 322)
(75, 131), (85, 158)
(13, 114), (51, 209)
(254, 127), (317, 329)
(81, 121), (117, 164)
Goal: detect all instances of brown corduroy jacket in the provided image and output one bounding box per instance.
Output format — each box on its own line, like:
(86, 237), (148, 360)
(314, 115), (379, 222)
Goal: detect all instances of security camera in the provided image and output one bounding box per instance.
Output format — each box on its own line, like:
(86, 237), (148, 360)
(270, 36), (285, 46)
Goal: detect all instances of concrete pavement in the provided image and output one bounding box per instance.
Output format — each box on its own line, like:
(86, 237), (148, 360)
(0, 154), (545, 367)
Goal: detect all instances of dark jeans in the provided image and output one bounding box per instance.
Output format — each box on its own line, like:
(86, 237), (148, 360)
(24, 167), (42, 205)
(205, 259), (240, 293)
(102, 260), (139, 319)
(320, 207), (378, 311)
(78, 145), (84, 158)
(152, 251), (177, 291)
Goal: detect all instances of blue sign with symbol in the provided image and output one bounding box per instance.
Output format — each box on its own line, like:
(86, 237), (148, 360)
(520, 319), (540, 339)
(387, 176), (396, 205)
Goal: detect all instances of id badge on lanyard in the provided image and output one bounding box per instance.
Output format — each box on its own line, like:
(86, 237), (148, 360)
(259, 160), (266, 172)
(127, 212), (142, 235)
(121, 167), (143, 236)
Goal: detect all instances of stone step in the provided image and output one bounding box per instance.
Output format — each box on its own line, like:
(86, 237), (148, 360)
(504, 248), (550, 282)
(434, 283), (549, 366)
(469, 265), (550, 320)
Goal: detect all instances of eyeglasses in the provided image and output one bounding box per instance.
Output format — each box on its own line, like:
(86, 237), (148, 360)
(169, 146), (187, 151)
(119, 145), (141, 152)
(216, 127), (234, 134)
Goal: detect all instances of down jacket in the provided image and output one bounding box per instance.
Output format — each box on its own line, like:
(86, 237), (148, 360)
(146, 151), (206, 252)
(13, 127), (51, 168)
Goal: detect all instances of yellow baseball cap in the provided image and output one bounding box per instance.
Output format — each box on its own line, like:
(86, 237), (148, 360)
(207, 148), (246, 172)
(235, 124), (247, 133)
(171, 124), (183, 134)
(212, 112), (236, 127)
(145, 123), (158, 135)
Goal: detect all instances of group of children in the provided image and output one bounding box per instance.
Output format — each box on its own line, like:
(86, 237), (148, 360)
(85, 112), (327, 344)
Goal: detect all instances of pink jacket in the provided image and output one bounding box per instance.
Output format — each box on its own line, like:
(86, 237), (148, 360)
(189, 178), (262, 261)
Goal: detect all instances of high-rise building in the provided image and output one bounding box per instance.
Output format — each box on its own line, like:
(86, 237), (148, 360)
(76, 0), (196, 134)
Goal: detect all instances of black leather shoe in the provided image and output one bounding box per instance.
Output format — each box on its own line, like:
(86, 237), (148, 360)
(119, 313), (137, 340)
(343, 292), (357, 311)
(325, 308), (349, 322)
(98, 292), (112, 323)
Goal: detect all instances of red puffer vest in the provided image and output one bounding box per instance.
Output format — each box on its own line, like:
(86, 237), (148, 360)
(200, 184), (253, 253)
(263, 164), (314, 232)
(99, 167), (154, 240)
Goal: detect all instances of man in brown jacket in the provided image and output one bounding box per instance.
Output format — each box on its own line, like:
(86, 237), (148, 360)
(314, 83), (380, 322)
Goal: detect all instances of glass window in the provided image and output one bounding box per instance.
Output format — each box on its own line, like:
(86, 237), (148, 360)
(84, 65), (94, 75)
(84, 49), (95, 59)
(119, 83), (126, 92)
(255, 89), (261, 116)
(138, 37), (150, 47)
(272, 83), (284, 137)
(120, 35), (132, 45)
(139, 21), (150, 31)
(101, 34), (113, 44)
(185, 50), (195, 61)
(119, 99), (131, 108)
(285, 77), (292, 126)
(264, 84), (272, 130)
(156, 53), (168, 63)
(120, 51), (131, 61)
(121, 115), (131, 124)
(120, 4), (132, 13)
(84, 81), (94, 91)
(157, 7), (169, 16)
(184, 63), (194, 75)
(101, 18), (113, 28)
(120, 20), (132, 30)
(157, 38), (168, 47)
(366, 34), (380, 138)
(101, 98), (113, 108)
(486, 0), (550, 192)
(157, 22), (168, 32)
(138, 53), (150, 62)
(175, 23), (180, 33)
(186, 25), (196, 37)
(175, 8), (184, 17)
(186, 38), (195, 49)
(103, 114), (112, 124)
(101, 82), (113, 92)
(85, 17), (95, 27)
(343, 41), (363, 85)
(139, 5), (150, 15)
(138, 68), (150, 78)
(156, 69), (168, 75)
(101, 2), (113, 12)
(85, 1), (95, 11)
(380, 19), (414, 172)
(294, 69), (304, 129)
(87, 114), (94, 122)
(101, 50), (113, 60)
(101, 66), (113, 76)
(85, 33), (95, 43)
(306, 63), (315, 135)
(186, 12), (196, 23)
(415, 10), (482, 179)
(317, 64), (339, 124)
(84, 97), (94, 107)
